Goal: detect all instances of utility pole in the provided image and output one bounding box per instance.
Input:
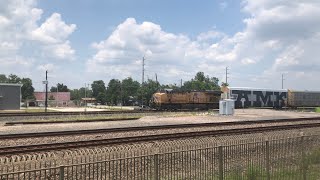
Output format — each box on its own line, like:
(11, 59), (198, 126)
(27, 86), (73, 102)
(56, 83), (58, 107)
(225, 67), (229, 85)
(142, 56), (145, 86)
(120, 82), (123, 110)
(282, 74), (285, 89)
(141, 56), (145, 107)
(45, 70), (48, 112)
(180, 79), (183, 88)
(84, 83), (87, 112)
(155, 73), (159, 90)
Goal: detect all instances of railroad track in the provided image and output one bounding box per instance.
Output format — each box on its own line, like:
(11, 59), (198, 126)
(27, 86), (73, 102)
(0, 117), (319, 139)
(0, 109), (208, 117)
(0, 118), (319, 156)
(0, 110), (150, 117)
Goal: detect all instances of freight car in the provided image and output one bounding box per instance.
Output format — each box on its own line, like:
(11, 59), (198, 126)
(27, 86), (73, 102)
(150, 90), (221, 110)
(287, 90), (320, 107)
(224, 87), (287, 108)
(223, 87), (320, 108)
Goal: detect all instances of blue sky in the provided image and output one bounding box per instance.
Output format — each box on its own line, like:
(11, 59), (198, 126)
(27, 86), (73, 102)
(1, 0), (320, 91)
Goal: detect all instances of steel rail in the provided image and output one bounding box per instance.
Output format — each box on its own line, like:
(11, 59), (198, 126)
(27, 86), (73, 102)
(0, 117), (319, 139)
(0, 122), (319, 156)
(0, 109), (208, 117)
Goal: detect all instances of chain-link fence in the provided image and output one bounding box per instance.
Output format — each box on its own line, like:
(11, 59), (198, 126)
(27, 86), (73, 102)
(1, 134), (320, 179)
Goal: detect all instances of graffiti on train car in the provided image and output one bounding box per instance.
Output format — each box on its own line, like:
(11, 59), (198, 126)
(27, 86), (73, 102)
(230, 90), (287, 108)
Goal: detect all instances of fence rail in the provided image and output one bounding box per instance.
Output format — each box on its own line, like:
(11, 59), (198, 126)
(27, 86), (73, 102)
(1, 135), (320, 179)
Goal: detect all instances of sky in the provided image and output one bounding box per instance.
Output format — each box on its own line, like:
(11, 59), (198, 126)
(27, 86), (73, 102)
(1, 0), (320, 91)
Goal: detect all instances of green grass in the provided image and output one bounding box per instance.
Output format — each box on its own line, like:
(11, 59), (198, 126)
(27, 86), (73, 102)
(315, 107), (320, 113)
(305, 148), (320, 166)
(221, 165), (320, 180)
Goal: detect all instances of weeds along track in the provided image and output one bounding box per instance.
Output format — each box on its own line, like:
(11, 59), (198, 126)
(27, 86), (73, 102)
(0, 117), (320, 156)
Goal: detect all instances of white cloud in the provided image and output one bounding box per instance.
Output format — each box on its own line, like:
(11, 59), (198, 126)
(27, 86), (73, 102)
(37, 63), (57, 72)
(0, 56), (34, 67)
(1, 0), (319, 90)
(45, 41), (75, 60)
(0, 0), (76, 64)
(241, 58), (256, 65)
(87, 1), (320, 90)
(31, 13), (76, 44)
(87, 18), (235, 83)
(219, 0), (320, 89)
(0, 0), (77, 90)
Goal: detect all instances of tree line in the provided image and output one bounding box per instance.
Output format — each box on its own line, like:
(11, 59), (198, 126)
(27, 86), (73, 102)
(0, 72), (222, 105)
(0, 74), (35, 100)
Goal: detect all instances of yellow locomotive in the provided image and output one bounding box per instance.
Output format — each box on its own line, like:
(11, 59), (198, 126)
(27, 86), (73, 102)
(150, 89), (221, 110)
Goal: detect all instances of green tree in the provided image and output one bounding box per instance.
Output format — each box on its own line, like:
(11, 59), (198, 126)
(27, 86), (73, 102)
(161, 84), (180, 91)
(91, 80), (106, 104)
(50, 83), (69, 92)
(7, 74), (21, 83)
(97, 92), (107, 105)
(221, 82), (229, 87)
(106, 79), (121, 105)
(139, 79), (160, 105)
(195, 72), (205, 82)
(70, 89), (80, 100)
(70, 87), (93, 100)
(0, 74), (7, 83)
(182, 72), (219, 91)
(20, 78), (35, 100)
(121, 77), (140, 105)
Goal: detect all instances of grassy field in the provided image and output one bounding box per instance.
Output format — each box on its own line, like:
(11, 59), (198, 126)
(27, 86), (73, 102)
(13, 115), (142, 123)
(316, 107), (320, 113)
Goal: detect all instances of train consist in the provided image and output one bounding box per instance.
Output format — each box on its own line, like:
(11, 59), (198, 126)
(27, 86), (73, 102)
(226, 87), (320, 108)
(150, 90), (221, 110)
(150, 87), (320, 110)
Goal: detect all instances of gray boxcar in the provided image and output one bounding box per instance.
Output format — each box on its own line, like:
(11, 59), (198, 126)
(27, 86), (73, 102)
(227, 87), (287, 108)
(287, 90), (320, 107)
(0, 83), (22, 110)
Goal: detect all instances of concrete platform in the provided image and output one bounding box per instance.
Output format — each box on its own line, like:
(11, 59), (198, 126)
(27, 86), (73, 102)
(0, 109), (319, 135)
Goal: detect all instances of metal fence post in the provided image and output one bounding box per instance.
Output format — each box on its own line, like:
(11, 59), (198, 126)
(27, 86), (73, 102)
(59, 166), (65, 180)
(301, 136), (307, 180)
(154, 154), (159, 180)
(218, 146), (223, 180)
(265, 141), (270, 180)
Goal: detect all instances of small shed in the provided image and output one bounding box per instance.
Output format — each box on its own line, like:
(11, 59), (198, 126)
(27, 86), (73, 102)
(0, 83), (22, 110)
(81, 98), (96, 105)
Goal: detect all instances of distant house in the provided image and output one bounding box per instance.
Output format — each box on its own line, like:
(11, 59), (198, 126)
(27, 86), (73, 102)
(81, 98), (96, 105)
(0, 83), (22, 110)
(34, 92), (72, 107)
